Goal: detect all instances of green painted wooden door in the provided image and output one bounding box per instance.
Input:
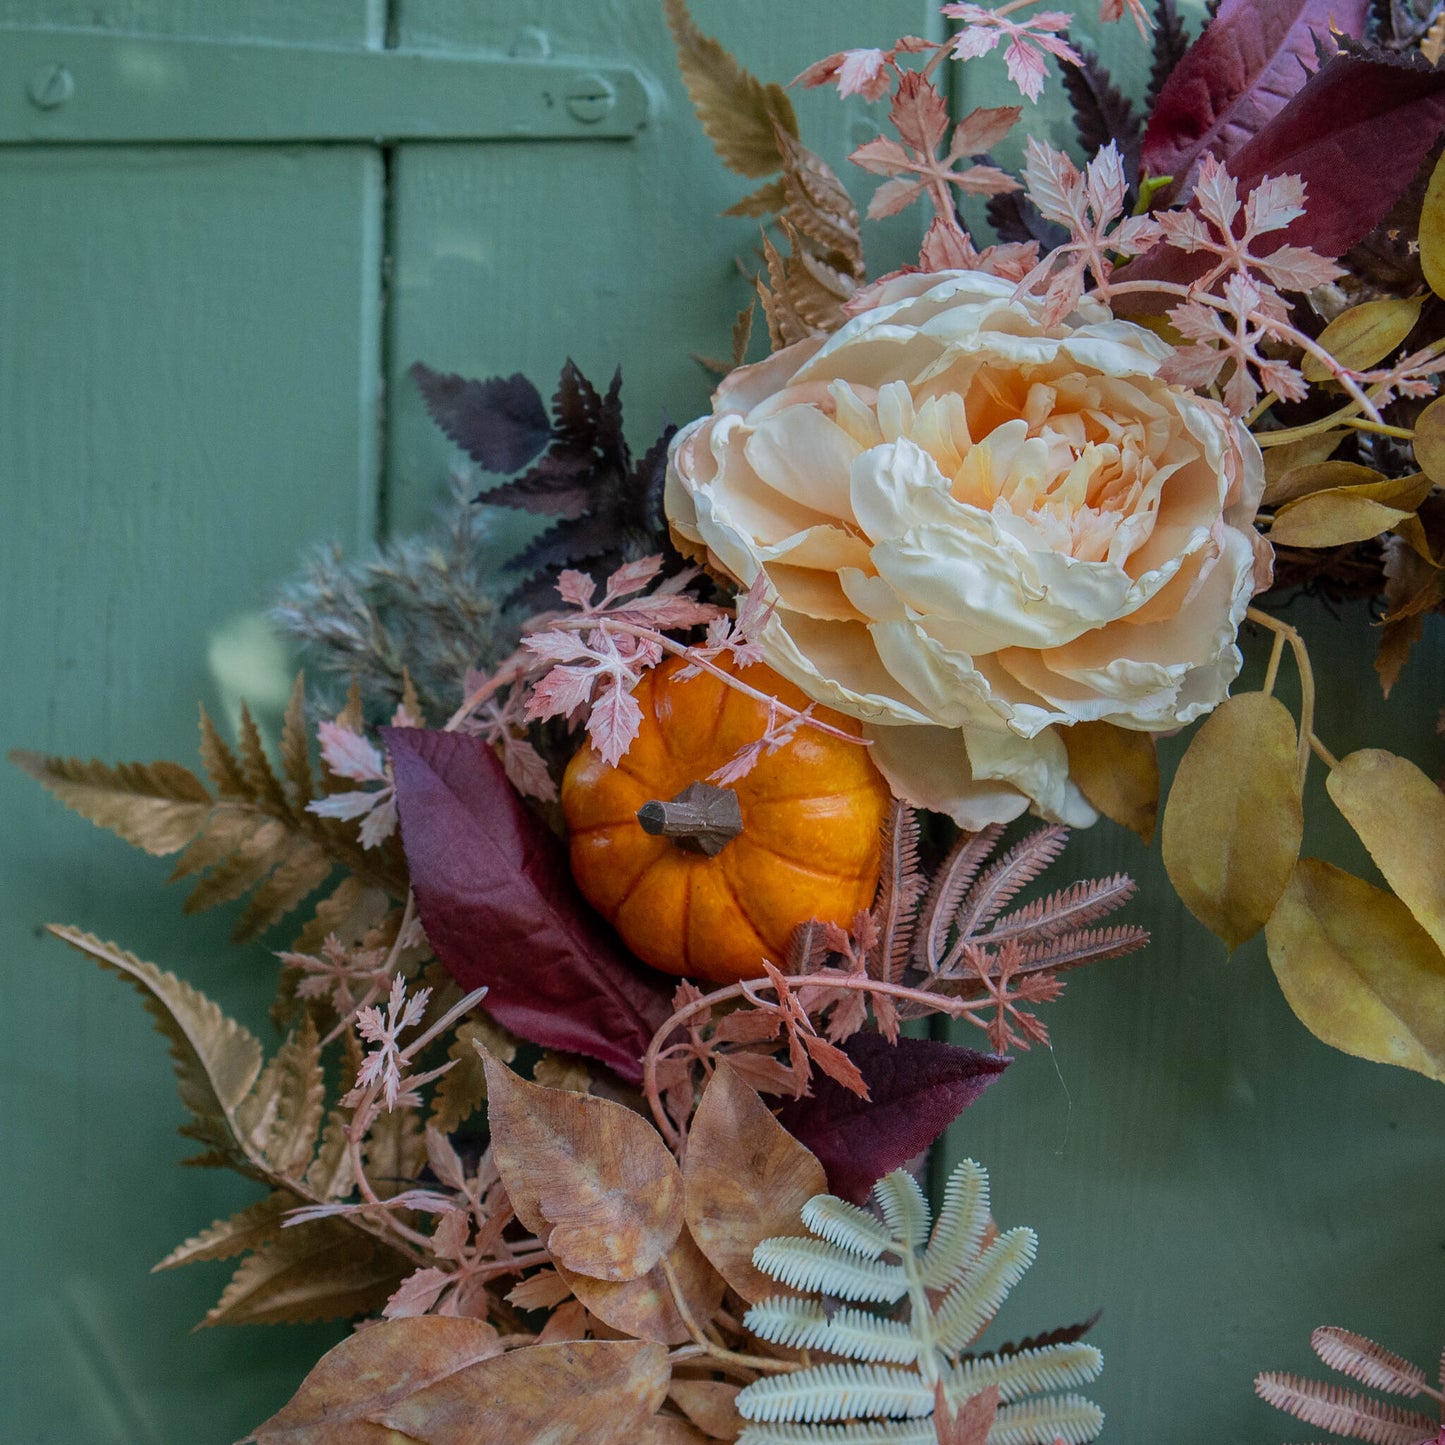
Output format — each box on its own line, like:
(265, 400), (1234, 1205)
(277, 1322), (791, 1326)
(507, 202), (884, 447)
(2, 3), (1441, 1442)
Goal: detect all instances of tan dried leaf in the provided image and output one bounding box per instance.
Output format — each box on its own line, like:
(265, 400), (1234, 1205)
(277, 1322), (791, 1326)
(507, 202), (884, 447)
(683, 1058), (828, 1303)
(10, 750), (211, 854)
(1161, 693), (1303, 951)
(1301, 297), (1425, 382)
(506, 1267), (574, 1311)
(181, 816), (291, 914)
(556, 1226), (725, 1346)
(305, 1108), (356, 1200)
(776, 127), (863, 275)
(483, 1055), (684, 1281)
(639, 1417), (715, 1444)
(663, 0), (798, 179)
(237, 838), (333, 940)
(291, 876), (389, 956)
(1061, 721), (1160, 843)
(48, 925), (262, 1147)
(1267, 859), (1445, 1082)
(205, 1219), (410, 1327)
(244, 1316), (503, 1444)
(1327, 749), (1445, 956)
(722, 180), (788, 218)
(1260, 429), (1346, 500)
(669, 1378), (743, 1440)
(533, 1050), (595, 1093)
(154, 1192), (290, 1272)
(279, 672), (315, 806)
(365, 1104), (426, 1203)
(373, 1339), (670, 1445)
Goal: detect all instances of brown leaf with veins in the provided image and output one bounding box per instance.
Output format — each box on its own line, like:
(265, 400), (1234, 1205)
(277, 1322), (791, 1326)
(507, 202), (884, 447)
(372, 1339), (671, 1445)
(557, 1226), (725, 1345)
(639, 1417), (715, 1444)
(669, 1378), (743, 1440)
(244, 1316), (502, 1444)
(683, 1059), (827, 1303)
(483, 1054), (683, 1281)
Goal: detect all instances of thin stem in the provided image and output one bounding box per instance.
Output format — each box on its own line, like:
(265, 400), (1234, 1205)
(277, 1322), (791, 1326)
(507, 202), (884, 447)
(1339, 417), (1415, 441)
(444, 652), (527, 732)
(1261, 631), (1285, 698)
(1246, 608), (1317, 791)
(1309, 732), (1339, 770)
(662, 1258), (799, 1376)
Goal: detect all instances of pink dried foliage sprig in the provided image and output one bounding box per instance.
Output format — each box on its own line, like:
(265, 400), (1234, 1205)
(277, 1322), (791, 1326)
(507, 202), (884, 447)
(1017, 139), (1163, 323)
(306, 719), (398, 848)
(278, 932), (392, 1022)
(943, 4), (1082, 103)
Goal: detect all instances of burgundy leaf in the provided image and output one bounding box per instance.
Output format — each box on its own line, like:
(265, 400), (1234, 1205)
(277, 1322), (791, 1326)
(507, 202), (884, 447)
(384, 727), (673, 1082)
(1226, 49), (1445, 259)
(1139, 0), (1370, 203)
(772, 1033), (1008, 1204)
(411, 363), (551, 475)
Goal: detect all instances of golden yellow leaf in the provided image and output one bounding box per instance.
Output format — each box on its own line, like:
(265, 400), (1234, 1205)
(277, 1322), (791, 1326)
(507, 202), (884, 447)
(1269, 474), (1429, 548)
(246, 1316), (504, 1444)
(1260, 430), (1346, 499)
(483, 1055), (683, 1281)
(1412, 394), (1445, 483)
(1266, 859), (1445, 1082)
(683, 1058), (828, 1303)
(557, 1226), (726, 1346)
(1161, 693), (1303, 951)
(1420, 148), (1445, 301)
(1061, 721), (1160, 843)
(1301, 297), (1425, 382)
(669, 1379), (743, 1441)
(1263, 458), (1381, 508)
(1424, 9), (1445, 63)
(663, 0), (798, 179)
(374, 1340), (670, 1445)
(1327, 749), (1445, 956)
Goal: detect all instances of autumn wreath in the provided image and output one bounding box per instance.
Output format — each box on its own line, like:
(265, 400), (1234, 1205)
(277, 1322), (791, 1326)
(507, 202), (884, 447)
(15, 0), (1445, 1441)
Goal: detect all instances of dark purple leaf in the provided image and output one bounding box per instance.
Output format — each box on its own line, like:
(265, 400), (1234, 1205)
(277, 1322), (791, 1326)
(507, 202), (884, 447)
(1062, 41), (1141, 188)
(1145, 0), (1192, 112)
(985, 191), (1067, 250)
(1139, 0), (1371, 203)
(772, 1033), (1008, 1204)
(1226, 48), (1445, 259)
(384, 727), (674, 1082)
(411, 364), (551, 475)
(976, 1312), (1103, 1360)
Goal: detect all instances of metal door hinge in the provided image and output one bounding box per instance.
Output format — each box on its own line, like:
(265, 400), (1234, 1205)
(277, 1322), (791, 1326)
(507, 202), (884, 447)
(0, 27), (650, 144)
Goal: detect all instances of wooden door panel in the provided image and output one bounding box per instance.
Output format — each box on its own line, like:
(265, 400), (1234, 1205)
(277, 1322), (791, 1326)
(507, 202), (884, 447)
(0, 143), (380, 1441)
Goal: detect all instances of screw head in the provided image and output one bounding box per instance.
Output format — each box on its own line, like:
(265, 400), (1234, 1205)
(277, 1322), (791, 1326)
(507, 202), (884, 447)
(508, 26), (551, 60)
(564, 73), (616, 125)
(28, 63), (74, 110)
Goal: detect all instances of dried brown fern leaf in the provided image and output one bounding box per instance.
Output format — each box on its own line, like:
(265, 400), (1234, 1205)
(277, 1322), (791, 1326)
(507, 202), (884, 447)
(1255, 1373), (1437, 1444)
(983, 874), (1140, 944)
(1313, 1328), (1432, 1398)
(663, 0), (798, 179)
(775, 125), (864, 277)
(951, 825), (1071, 942)
(1010, 925), (1151, 975)
(868, 803), (926, 984)
(912, 824), (1006, 973)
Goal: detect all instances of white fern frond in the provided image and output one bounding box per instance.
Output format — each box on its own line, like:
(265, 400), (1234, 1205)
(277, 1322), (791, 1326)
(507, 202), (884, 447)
(748, 1298), (920, 1364)
(921, 1159), (990, 1289)
(874, 1170), (929, 1250)
(802, 1194), (897, 1260)
(751, 1237), (907, 1303)
(737, 1363), (932, 1424)
(948, 1343), (1103, 1403)
(989, 1392), (1106, 1445)
(738, 1162), (1102, 1445)
(933, 1228), (1038, 1354)
(738, 1421), (934, 1445)
(1312, 1327), (1429, 1397)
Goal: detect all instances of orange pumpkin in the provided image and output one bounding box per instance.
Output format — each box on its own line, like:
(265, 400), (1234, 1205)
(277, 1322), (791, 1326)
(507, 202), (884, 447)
(562, 655), (890, 984)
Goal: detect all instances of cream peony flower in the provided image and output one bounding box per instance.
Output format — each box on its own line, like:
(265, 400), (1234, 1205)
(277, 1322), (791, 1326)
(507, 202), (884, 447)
(666, 270), (1271, 829)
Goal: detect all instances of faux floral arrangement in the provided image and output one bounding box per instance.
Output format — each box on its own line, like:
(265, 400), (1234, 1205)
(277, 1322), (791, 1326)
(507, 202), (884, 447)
(13, 0), (1445, 1439)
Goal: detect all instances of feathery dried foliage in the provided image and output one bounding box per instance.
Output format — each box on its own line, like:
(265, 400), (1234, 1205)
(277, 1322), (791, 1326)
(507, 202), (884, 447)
(735, 1160), (1104, 1445)
(11, 676), (405, 940)
(273, 467), (504, 722)
(1256, 1325), (1444, 1443)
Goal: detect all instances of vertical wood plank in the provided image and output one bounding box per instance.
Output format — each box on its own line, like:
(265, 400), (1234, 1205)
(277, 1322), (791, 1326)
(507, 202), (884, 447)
(0, 141), (381, 1440)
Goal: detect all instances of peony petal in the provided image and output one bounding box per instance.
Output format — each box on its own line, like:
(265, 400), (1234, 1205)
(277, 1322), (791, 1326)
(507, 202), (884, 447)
(746, 405), (861, 518)
(865, 723), (1033, 830)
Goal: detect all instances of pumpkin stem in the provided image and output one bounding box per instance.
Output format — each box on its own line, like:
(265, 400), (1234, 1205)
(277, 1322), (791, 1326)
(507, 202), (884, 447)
(637, 781), (743, 857)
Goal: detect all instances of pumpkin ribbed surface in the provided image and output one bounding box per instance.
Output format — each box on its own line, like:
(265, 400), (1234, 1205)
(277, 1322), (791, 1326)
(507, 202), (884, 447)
(562, 655), (890, 984)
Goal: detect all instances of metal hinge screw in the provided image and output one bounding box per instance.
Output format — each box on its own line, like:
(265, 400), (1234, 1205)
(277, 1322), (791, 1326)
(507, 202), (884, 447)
(565, 73), (616, 125)
(27, 63), (74, 110)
